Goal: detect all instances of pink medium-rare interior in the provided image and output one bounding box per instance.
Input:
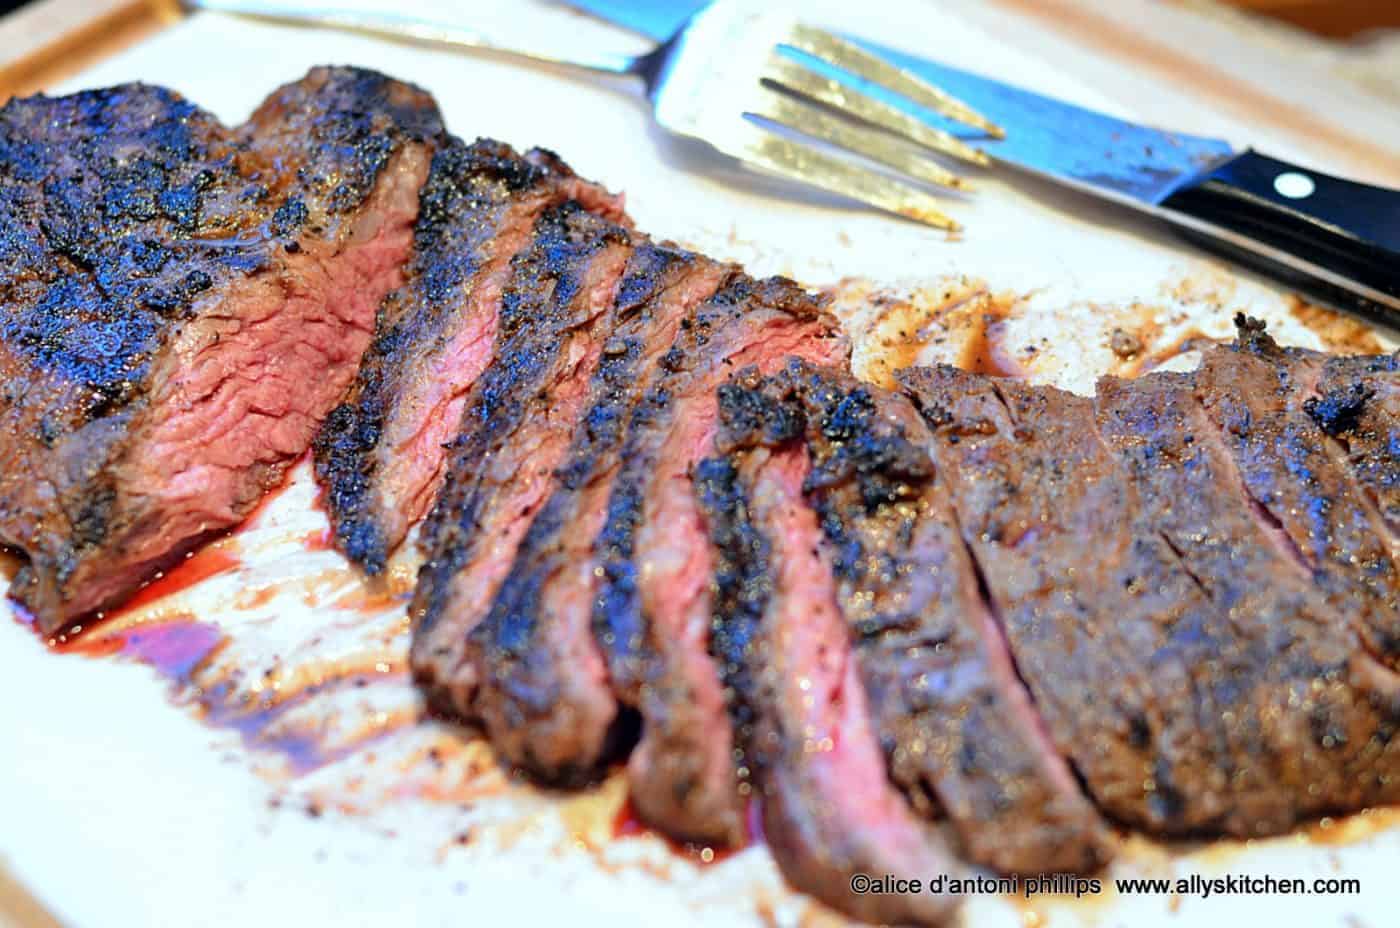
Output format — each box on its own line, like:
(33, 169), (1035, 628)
(438, 245), (632, 684)
(753, 445), (958, 925)
(374, 175), (629, 554)
(77, 149), (428, 618)
(636, 318), (845, 660)
(379, 206), (534, 541)
(623, 320), (843, 837)
(496, 260), (734, 747)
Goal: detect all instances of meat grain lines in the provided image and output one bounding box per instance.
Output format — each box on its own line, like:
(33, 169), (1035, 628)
(2, 66), (1398, 927)
(0, 67), (440, 630)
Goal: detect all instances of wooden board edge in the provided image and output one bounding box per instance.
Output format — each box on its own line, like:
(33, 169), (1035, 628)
(0, 857), (64, 928)
(0, 0), (183, 102)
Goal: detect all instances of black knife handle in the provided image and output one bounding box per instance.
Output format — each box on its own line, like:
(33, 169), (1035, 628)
(1157, 150), (1400, 328)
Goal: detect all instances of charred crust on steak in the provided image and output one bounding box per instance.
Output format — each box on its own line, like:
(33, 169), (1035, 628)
(1, 67), (442, 629)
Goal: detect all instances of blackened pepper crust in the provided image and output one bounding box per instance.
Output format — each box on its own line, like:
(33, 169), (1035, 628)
(0, 67), (443, 629)
(715, 361), (1111, 874)
(313, 138), (625, 573)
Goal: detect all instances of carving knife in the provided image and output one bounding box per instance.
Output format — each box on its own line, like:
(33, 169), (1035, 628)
(565, 0), (1400, 324)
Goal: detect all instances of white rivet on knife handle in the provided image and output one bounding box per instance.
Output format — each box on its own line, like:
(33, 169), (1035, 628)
(1274, 172), (1315, 199)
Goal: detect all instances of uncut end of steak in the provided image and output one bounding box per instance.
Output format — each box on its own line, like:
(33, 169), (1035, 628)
(409, 200), (634, 737)
(313, 139), (628, 574)
(452, 243), (730, 786)
(591, 275), (846, 845)
(900, 363), (1245, 835)
(902, 359), (1400, 839)
(720, 360), (1111, 874)
(1195, 318), (1400, 669)
(1092, 367), (1400, 832)
(696, 427), (963, 927)
(1310, 349), (1400, 564)
(0, 67), (441, 631)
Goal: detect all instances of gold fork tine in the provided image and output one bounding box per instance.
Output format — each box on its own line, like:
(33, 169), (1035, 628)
(761, 56), (990, 167)
(786, 24), (1005, 139)
(736, 127), (961, 232)
(754, 90), (971, 192)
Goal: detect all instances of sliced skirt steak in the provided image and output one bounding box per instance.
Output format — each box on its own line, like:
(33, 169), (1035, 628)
(1311, 351), (1400, 549)
(409, 201), (632, 726)
(696, 434), (963, 927)
(725, 360), (1110, 873)
(314, 139), (627, 574)
(1195, 318), (1400, 668)
(905, 363), (1310, 837)
(455, 243), (729, 784)
(591, 275), (845, 845)
(1094, 369), (1400, 834)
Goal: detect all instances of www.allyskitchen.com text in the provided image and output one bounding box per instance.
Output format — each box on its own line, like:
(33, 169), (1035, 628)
(848, 871), (1361, 900)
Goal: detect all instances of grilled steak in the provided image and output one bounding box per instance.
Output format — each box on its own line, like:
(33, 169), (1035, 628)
(314, 140), (627, 573)
(0, 68), (439, 630)
(1094, 368), (1400, 832)
(1312, 352), (1400, 547)
(1195, 318), (1400, 667)
(726, 360), (1110, 873)
(903, 364), (1266, 834)
(592, 275), (846, 845)
(696, 420), (963, 927)
(455, 243), (729, 784)
(409, 201), (632, 725)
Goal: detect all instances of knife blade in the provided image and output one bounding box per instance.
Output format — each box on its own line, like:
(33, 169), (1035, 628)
(565, 0), (1400, 324)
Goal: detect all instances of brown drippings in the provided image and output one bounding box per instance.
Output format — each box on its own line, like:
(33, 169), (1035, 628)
(1303, 807), (1400, 846)
(330, 584), (408, 614)
(303, 527), (334, 551)
(960, 304), (1022, 378)
(393, 736), (510, 805)
(1288, 295), (1387, 355)
(1110, 327), (1144, 360)
(234, 585), (278, 611)
(825, 277), (1026, 387)
(1125, 327), (1218, 376)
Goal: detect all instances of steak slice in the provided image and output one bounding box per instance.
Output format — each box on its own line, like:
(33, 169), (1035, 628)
(410, 201), (632, 719)
(314, 139), (627, 574)
(901, 364), (1308, 836)
(0, 68), (440, 631)
(1195, 318), (1400, 666)
(1094, 369), (1400, 833)
(695, 436), (962, 927)
(1311, 351), (1400, 546)
(729, 361), (1109, 873)
(592, 275), (846, 845)
(458, 244), (729, 784)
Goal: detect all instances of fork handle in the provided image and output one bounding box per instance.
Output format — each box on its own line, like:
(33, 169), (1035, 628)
(1157, 150), (1400, 328)
(185, 0), (646, 77)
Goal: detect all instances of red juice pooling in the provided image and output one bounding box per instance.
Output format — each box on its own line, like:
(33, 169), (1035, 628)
(116, 546), (242, 615)
(50, 617), (225, 686)
(611, 795), (760, 866)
